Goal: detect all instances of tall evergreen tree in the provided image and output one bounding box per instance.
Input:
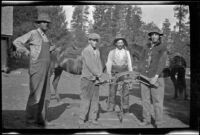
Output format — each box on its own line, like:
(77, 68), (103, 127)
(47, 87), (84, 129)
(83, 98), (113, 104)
(36, 6), (70, 48)
(162, 18), (171, 43)
(126, 5), (143, 44)
(13, 6), (38, 39)
(70, 5), (89, 48)
(93, 5), (115, 45)
(173, 5), (189, 34)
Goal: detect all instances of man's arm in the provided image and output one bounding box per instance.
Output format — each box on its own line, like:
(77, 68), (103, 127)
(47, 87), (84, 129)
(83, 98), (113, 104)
(150, 48), (168, 84)
(13, 31), (32, 54)
(127, 51), (133, 71)
(105, 51), (113, 77)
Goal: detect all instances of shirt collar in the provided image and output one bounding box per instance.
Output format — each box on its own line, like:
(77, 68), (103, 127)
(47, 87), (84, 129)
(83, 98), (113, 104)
(37, 28), (45, 36)
(37, 28), (49, 42)
(115, 48), (125, 52)
(88, 44), (97, 51)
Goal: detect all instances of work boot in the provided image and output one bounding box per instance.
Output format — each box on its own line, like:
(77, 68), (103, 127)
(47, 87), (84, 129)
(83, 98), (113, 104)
(78, 117), (85, 125)
(139, 120), (151, 127)
(89, 119), (99, 125)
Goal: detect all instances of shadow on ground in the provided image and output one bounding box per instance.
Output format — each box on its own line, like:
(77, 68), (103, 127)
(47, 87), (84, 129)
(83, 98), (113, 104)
(7, 56), (29, 72)
(60, 93), (80, 100)
(59, 93), (108, 102)
(129, 103), (143, 122)
(48, 103), (70, 121)
(164, 96), (190, 125)
(163, 78), (190, 125)
(3, 110), (27, 129)
(3, 103), (70, 129)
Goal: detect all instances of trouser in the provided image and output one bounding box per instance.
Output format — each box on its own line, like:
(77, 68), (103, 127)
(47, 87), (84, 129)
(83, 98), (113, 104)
(79, 77), (99, 121)
(141, 77), (165, 125)
(26, 60), (51, 126)
(108, 65), (129, 110)
(108, 75), (129, 109)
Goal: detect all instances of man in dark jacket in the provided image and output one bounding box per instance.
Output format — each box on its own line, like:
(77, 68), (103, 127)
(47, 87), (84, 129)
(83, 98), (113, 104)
(138, 29), (168, 128)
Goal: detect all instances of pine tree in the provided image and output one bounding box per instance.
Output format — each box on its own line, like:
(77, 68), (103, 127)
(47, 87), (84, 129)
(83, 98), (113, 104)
(36, 6), (70, 48)
(173, 5), (189, 35)
(93, 5), (114, 45)
(162, 18), (171, 44)
(125, 5), (143, 44)
(13, 6), (38, 39)
(70, 5), (89, 48)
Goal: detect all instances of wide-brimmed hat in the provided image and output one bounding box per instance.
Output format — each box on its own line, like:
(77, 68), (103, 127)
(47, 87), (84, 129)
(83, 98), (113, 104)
(88, 33), (101, 40)
(113, 33), (128, 47)
(148, 29), (163, 37)
(35, 13), (51, 23)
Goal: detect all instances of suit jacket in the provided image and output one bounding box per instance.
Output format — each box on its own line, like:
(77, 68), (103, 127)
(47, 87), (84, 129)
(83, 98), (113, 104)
(81, 44), (103, 80)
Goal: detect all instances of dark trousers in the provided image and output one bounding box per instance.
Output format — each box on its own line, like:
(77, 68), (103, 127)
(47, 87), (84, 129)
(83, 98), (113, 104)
(108, 65), (129, 110)
(141, 77), (165, 125)
(108, 77), (129, 109)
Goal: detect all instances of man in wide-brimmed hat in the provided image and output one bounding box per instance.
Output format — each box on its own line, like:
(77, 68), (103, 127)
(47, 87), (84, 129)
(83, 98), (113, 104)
(79, 32), (104, 125)
(138, 29), (168, 128)
(13, 12), (55, 128)
(106, 33), (133, 113)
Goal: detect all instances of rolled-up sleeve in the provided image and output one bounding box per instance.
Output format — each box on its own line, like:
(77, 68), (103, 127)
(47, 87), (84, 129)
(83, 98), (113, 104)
(13, 31), (33, 52)
(127, 51), (133, 71)
(106, 51), (113, 75)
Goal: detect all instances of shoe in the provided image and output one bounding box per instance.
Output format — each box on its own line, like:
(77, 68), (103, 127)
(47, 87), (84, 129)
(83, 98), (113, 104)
(78, 119), (85, 125)
(155, 122), (163, 128)
(89, 120), (99, 125)
(26, 122), (44, 129)
(139, 121), (151, 126)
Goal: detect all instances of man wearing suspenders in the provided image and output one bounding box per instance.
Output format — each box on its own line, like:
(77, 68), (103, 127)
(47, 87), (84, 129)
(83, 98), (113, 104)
(106, 34), (133, 113)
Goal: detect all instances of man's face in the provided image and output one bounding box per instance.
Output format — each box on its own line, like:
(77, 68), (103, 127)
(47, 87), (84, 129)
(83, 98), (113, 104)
(39, 21), (50, 32)
(151, 33), (160, 43)
(89, 38), (99, 48)
(116, 39), (124, 50)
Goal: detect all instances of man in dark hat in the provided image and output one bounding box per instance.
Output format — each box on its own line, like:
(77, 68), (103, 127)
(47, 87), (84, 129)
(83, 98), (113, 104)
(13, 12), (55, 128)
(138, 29), (168, 128)
(79, 33), (103, 125)
(106, 33), (133, 113)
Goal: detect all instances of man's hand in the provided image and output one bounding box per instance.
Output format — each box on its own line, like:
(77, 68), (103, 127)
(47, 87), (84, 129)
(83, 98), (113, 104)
(50, 45), (56, 52)
(150, 75), (159, 85)
(15, 48), (29, 57)
(24, 50), (30, 56)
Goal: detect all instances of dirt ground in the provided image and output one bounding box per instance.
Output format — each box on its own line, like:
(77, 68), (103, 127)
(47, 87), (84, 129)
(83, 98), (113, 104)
(2, 68), (190, 130)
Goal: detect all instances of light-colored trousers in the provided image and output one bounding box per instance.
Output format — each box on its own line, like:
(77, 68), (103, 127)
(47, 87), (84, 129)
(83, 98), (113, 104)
(141, 77), (165, 125)
(79, 77), (99, 121)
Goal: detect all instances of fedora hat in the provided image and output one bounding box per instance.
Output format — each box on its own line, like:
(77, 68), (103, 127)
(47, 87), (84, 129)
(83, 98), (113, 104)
(148, 29), (163, 37)
(113, 33), (128, 47)
(35, 13), (51, 23)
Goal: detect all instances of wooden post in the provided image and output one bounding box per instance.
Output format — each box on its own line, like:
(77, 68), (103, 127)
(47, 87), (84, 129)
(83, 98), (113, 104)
(1, 6), (13, 73)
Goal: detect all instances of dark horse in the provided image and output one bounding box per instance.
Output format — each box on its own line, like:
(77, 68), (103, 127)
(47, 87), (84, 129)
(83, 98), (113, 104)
(50, 46), (83, 102)
(164, 53), (189, 100)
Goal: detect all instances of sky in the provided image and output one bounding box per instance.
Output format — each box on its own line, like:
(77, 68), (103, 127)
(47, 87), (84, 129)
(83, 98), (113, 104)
(62, 5), (189, 30)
